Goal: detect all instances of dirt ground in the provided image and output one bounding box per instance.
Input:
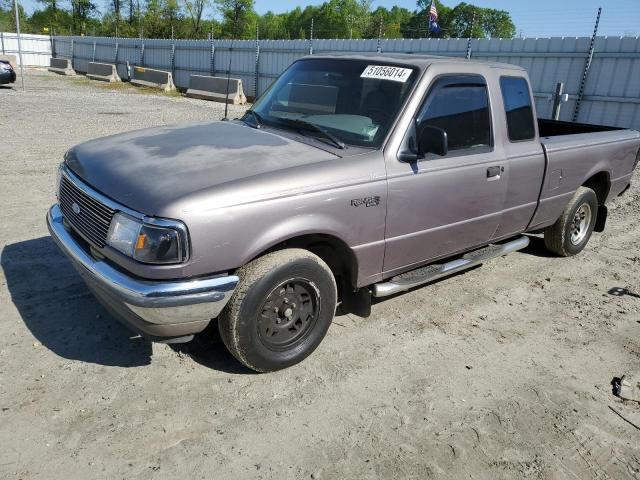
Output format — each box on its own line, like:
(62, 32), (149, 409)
(1, 70), (639, 480)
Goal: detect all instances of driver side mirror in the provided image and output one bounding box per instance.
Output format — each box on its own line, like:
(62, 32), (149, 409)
(416, 124), (448, 157)
(398, 123), (449, 163)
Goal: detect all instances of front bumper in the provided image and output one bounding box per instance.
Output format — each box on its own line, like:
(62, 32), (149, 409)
(47, 204), (239, 342)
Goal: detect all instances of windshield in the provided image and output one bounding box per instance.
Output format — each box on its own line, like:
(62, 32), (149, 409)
(251, 59), (418, 148)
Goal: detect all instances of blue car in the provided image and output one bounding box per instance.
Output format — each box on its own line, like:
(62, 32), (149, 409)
(0, 60), (16, 85)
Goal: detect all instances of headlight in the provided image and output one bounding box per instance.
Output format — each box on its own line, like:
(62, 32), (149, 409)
(133, 223), (182, 264)
(0, 62), (11, 72)
(107, 212), (187, 264)
(107, 213), (141, 257)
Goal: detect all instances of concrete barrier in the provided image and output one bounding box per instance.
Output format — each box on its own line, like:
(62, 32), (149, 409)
(48, 57), (76, 76)
(131, 66), (175, 91)
(0, 54), (17, 70)
(86, 62), (121, 82)
(186, 75), (247, 105)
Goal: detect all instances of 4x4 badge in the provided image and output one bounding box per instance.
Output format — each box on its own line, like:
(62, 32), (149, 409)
(351, 196), (380, 207)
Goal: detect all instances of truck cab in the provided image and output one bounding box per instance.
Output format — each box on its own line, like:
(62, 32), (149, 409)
(383, 61), (546, 274)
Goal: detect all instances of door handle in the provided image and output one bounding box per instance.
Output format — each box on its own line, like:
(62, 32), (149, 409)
(487, 166), (504, 178)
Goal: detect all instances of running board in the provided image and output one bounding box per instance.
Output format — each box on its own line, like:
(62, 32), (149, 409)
(372, 236), (529, 298)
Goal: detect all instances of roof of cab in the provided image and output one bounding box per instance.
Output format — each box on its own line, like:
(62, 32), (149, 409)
(301, 52), (526, 72)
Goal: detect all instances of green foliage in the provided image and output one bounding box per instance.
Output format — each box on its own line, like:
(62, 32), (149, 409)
(184, 0), (210, 36)
(215, 0), (256, 38)
(0, 0), (516, 40)
(406, 0), (515, 39)
(0, 0), (30, 32)
(29, 7), (74, 34)
(366, 6), (414, 39)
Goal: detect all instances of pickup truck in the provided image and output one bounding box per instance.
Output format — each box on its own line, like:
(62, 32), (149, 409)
(47, 54), (640, 372)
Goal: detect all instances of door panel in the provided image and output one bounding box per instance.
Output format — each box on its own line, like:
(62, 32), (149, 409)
(382, 73), (508, 274)
(384, 153), (507, 273)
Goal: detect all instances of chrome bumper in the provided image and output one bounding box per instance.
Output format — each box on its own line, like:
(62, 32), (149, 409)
(47, 204), (238, 339)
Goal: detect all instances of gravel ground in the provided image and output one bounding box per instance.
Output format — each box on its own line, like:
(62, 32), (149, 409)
(1, 70), (639, 480)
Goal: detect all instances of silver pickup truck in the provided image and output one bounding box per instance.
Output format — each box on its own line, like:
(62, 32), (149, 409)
(47, 54), (640, 372)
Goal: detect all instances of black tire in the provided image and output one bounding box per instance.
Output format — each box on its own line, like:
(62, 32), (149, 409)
(218, 249), (337, 372)
(543, 186), (598, 257)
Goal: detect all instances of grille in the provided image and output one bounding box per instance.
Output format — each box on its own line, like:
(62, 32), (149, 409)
(59, 175), (116, 248)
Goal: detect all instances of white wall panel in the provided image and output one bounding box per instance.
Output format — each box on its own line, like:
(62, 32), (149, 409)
(0, 32), (51, 66)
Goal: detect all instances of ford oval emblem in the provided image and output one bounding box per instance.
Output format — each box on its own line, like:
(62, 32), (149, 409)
(72, 202), (81, 214)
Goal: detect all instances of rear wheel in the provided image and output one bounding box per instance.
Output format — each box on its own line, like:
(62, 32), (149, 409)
(218, 249), (337, 372)
(543, 186), (598, 256)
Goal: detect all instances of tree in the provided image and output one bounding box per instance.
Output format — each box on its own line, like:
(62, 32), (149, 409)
(162, 0), (181, 37)
(183, 0), (209, 36)
(365, 6), (413, 39)
(448, 3), (485, 38)
(136, 0), (183, 38)
(403, 0), (514, 39)
(0, 0), (32, 31)
(280, 6), (308, 39)
(214, 0), (255, 39)
(446, 3), (515, 38)
(37, 0), (58, 14)
(258, 11), (287, 40)
(401, 0), (452, 38)
(30, 5), (74, 33)
(111, 0), (121, 21)
(70, 0), (96, 33)
(2, 0), (517, 40)
(312, 0), (371, 39)
(481, 8), (515, 38)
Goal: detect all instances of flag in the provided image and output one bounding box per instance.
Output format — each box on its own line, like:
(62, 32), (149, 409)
(429, 1), (441, 34)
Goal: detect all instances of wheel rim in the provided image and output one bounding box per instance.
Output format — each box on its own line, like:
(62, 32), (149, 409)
(257, 278), (321, 350)
(570, 203), (592, 245)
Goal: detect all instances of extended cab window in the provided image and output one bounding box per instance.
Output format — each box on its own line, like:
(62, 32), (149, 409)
(500, 76), (535, 141)
(417, 75), (492, 152)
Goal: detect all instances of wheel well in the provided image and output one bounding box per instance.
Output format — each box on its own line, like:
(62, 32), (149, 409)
(259, 234), (358, 291)
(583, 172), (610, 205)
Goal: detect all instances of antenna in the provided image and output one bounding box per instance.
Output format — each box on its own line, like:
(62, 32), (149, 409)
(222, 1), (240, 121)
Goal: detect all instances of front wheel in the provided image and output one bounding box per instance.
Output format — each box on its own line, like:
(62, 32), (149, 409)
(218, 249), (337, 372)
(543, 186), (598, 256)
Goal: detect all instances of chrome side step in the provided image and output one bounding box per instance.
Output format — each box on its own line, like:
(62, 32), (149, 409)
(372, 236), (529, 298)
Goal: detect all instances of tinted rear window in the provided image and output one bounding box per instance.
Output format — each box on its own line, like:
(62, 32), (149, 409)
(500, 77), (535, 141)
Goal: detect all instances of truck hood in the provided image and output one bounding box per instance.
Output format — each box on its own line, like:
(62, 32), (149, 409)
(65, 121), (337, 215)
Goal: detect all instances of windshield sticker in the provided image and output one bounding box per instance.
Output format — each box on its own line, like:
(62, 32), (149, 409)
(361, 65), (413, 83)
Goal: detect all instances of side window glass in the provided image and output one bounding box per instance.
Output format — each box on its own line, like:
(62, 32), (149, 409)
(417, 79), (491, 152)
(500, 76), (535, 141)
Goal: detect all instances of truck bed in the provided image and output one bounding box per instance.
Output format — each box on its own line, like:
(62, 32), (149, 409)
(528, 119), (640, 230)
(538, 118), (622, 137)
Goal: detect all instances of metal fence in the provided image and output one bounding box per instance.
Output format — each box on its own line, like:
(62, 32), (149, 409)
(0, 32), (51, 66)
(8, 33), (640, 131)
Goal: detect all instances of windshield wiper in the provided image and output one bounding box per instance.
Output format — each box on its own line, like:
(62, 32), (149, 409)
(242, 110), (263, 129)
(274, 118), (345, 150)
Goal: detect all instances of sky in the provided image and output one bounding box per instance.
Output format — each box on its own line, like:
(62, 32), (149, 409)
(17, 0), (640, 37)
